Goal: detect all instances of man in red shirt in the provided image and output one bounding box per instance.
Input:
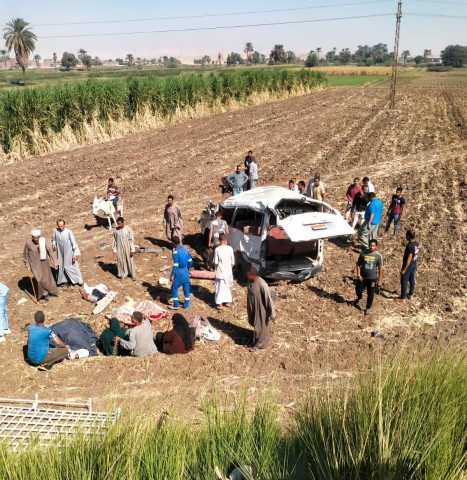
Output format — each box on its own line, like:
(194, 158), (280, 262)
(345, 177), (362, 221)
(380, 187), (405, 240)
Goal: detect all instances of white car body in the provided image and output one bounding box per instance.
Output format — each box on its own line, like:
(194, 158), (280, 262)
(200, 186), (354, 281)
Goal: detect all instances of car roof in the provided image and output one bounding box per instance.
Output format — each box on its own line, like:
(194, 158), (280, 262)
(222, 186), (310, 210)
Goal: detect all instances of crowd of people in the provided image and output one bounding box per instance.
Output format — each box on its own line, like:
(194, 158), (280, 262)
(0, 155), (421, 370)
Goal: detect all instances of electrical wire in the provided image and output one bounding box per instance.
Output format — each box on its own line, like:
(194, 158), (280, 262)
(405, 12), (467, 18)
(32, 0), (392, 27)
(38, 14), (396, 39)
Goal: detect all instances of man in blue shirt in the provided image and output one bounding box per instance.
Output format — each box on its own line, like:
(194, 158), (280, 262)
(27, 311), (69, 370)
(358, 192), (383, 248)
(226, 165), (248, 196)
(169, 237), (193, 310)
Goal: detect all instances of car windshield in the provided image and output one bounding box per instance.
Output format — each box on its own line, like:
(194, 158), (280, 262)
(275, 199), (332, 220)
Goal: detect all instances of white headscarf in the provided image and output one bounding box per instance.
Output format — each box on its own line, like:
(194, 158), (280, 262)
(32, 230), (47, 260)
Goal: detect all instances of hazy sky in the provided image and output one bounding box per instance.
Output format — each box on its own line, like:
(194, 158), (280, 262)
(2, 0), (466, 60)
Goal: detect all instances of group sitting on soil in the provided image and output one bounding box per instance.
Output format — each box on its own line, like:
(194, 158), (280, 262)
(1, 158), (420, 370)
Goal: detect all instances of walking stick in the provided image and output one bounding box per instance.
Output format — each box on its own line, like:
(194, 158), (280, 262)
(27, 270), (38, 304)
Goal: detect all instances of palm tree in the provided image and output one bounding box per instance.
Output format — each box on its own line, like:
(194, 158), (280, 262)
(3, 17), (37, 83)
(33, 53), (41, 67)
(126, 53), (134, 68)
(52, 52), (57, 67)
(244, 42), (254, 63)
(78, 48), (87, 61)
(0, 48), (9, 68)
(316, 47), (322, 63)
(402, 50), (410, 64)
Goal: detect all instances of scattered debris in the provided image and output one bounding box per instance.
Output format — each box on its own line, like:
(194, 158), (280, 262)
(135, 245), (163, 254)
(17, 298), (28, 305)
(93, 291), (118, 315)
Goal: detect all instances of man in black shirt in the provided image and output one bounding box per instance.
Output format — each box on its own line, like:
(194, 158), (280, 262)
(355, 239), (383, 315)
(350, 185), (369, 229)
(398, 230), (420, 300)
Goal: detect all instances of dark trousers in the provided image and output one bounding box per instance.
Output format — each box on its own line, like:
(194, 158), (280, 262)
(401, 263), (417, 298)
(356, 278), (376, 310)
(40, 347), (69, 367)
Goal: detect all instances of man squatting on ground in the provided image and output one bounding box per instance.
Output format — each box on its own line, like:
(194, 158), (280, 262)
(27, 311), (69, 370)
(114, 311), (158, 357)
(355, 239), (383, 316)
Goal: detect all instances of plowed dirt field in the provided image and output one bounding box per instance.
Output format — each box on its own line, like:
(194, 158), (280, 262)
(0, 72), (465, 414)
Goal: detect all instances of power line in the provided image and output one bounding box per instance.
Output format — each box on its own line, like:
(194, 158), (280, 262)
(38, 14), (396, 39)
(411, 0), (467, 4)
(405, 12), (467, 18)
(32, 1), (392, 27)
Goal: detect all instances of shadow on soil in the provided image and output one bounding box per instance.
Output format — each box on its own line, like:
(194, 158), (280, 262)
(84, 215), (113, 231)
(308, 284), (356, 307)
(145, 236), (172, 250)
(97, 261), (119, 278)
(207, 316), (252, 346)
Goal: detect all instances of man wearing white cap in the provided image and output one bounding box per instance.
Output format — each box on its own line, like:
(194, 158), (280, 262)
(23, 230), (59, 301)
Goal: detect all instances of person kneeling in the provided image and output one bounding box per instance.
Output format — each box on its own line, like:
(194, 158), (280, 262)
(114, 311), (158, 357)
(155, 314), (194, 354)
(27, 311), (69, 370)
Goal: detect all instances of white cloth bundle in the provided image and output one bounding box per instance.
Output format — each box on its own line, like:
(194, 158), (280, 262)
(39, 237), (47, 260)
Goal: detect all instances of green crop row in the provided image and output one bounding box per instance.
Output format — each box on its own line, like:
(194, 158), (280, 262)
(0, 347), (465, 479)
(0, 69), (327, 157)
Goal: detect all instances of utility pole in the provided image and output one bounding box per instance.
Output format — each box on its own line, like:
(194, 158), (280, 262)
(389, 0), (402, 109)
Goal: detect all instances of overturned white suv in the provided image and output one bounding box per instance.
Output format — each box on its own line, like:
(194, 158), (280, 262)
(200, 186), (354, 281)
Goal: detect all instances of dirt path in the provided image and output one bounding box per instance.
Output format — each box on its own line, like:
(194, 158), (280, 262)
(0, 79), (465, 412)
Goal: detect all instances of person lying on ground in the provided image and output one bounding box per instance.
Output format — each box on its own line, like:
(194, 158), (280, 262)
(51, 317), (99, 357)
(98, 317), (128, 356)
(114, 311), (158, 357)
(27, 310), (69, 370)
(154, 313), (195, 354)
